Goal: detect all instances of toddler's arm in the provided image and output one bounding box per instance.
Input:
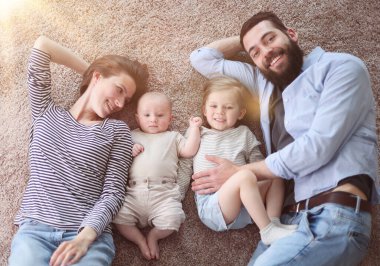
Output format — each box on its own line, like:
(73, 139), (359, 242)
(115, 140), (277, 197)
(132, 143), (144, 157)
(179, 117), (202, 158)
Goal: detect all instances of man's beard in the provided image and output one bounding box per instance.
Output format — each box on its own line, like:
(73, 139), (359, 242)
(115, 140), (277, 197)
(260, 40), (304, 90)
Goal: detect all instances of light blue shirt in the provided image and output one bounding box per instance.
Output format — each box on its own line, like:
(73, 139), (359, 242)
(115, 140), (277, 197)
(190, 46), (379, 203)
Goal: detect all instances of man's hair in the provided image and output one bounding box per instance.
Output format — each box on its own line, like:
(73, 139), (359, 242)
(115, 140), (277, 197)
(80, 55), (149, 104)
(240, 11), (287, 51)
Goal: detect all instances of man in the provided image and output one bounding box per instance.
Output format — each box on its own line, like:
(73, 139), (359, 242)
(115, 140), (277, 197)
(189, 11), (379, 265)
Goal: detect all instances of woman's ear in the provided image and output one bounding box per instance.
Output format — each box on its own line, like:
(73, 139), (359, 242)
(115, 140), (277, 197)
(238, 108), (247, 120)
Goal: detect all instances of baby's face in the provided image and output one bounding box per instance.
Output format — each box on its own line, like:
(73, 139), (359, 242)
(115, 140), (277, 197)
(136, 94), (172, 134)
(203, 90), (245, 131)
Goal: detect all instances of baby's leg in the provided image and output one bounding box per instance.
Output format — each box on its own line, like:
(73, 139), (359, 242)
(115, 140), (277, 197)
(147, 228), (174, 260)
(114, 224), (151, 260)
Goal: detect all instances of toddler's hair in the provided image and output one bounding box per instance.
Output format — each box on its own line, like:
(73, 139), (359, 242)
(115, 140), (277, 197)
(202, 75), (252, 111)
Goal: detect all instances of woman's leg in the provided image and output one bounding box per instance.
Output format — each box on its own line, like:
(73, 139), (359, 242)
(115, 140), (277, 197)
(8, 220), (55, 266)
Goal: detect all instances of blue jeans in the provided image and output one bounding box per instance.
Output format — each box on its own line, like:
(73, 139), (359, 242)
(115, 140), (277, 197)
(248, 203), (371, 266)
(8, 219), (115, 266)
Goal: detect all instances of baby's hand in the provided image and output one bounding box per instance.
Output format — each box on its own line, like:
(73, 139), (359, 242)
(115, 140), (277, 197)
(132, 143), (144, 157)
(189, 116), (203, 128)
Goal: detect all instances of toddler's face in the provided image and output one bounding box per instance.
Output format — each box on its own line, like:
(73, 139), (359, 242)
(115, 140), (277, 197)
(136, 95), (172, 134)
(203, 90), (245, 131)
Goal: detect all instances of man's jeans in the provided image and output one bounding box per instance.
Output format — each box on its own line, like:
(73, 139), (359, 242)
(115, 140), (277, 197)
(248, 203), (371, 266)
(8, 219), (115, 266)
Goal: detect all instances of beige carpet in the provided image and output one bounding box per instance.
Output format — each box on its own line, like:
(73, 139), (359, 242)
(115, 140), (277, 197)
(1, 0), (379, 265)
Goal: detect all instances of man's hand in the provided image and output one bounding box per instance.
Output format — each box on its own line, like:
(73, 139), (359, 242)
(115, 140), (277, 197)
(49, 227), (96, 266)
(191, 155), (239, 194)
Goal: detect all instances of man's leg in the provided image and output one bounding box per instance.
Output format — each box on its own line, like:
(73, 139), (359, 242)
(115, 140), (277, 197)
(248, 204), (371, 266)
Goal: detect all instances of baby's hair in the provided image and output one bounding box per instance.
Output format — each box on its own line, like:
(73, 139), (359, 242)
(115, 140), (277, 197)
(137, 91), (173, 110)
(202, 75), (252, 110)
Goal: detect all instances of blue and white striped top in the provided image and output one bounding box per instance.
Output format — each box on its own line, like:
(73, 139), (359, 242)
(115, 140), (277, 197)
(14, 48), (133, 236)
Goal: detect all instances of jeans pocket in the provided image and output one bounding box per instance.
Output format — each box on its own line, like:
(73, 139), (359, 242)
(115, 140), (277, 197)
(348, 230), (370, 253)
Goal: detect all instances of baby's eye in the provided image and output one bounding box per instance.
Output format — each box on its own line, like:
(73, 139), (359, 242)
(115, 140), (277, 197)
(227, 106), (234, 109)
(144, 114), (150, 117)
(209, 105), (217, 108)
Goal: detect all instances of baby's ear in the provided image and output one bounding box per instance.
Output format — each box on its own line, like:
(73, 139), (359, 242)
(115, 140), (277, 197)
(135, 113), (140, 125)
(238, 108), (247, 120)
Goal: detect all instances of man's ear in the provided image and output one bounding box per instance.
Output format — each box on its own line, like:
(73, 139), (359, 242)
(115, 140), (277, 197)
(238, 108), (247, 120)
(286, 28), (298, 43)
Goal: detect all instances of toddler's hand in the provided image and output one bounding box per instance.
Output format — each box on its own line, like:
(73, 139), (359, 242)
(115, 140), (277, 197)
(132, 143), (144, 157)
(189, 116), (203, 128)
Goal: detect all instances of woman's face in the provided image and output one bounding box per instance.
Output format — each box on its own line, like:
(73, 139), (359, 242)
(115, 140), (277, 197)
(90, 72), (136, 118)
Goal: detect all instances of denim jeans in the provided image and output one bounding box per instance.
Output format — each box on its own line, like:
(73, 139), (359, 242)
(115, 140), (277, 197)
(8, 219), (115, 266)
(248, 203), (371, 266)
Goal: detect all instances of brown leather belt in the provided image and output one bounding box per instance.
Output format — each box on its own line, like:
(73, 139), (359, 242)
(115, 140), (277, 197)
(283, 191), (371, 213)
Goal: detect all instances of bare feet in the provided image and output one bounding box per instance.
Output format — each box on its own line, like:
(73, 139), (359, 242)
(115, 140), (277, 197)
(147, 230), (160, 260)
(136, 237), (152, 260)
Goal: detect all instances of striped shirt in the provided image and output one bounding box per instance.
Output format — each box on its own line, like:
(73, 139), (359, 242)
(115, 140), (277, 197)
(14, 48), (133, 236)
(194, 125), (263, 173)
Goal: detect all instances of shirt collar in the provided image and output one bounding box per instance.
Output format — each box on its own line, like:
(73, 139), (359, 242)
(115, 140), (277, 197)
(302, 46), (325, 71)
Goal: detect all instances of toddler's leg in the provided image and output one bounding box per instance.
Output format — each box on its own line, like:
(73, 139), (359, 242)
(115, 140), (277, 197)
(218, 170), (296, 245)
(147, 228), (174, 260)
(263, 179), (298, 230)
(114, 224), (151, 260)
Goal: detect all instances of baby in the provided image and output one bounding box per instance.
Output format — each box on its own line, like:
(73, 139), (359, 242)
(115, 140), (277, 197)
(113, 92), (202, 260)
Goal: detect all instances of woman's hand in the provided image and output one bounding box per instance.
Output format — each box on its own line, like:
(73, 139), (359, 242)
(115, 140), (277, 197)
(50, 227), (96, 266)
(191, 155), (239, 194)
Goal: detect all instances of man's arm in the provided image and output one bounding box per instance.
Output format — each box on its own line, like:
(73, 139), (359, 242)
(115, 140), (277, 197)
(205, 36), (243, 58)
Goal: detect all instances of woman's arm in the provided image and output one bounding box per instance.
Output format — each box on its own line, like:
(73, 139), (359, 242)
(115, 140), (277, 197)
(33, 36), (89, 75)
(50, 227), (97, 266)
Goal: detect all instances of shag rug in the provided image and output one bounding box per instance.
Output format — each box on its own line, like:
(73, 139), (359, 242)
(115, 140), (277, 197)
(0, 0), (379, 265)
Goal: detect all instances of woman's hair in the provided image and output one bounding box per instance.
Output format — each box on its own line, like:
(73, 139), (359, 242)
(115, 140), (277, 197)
(79, 55), (149, 103)
(202, 75), (252, 110)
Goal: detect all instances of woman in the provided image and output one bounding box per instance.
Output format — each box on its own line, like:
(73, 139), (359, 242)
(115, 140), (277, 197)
(8, 36), (148, 266)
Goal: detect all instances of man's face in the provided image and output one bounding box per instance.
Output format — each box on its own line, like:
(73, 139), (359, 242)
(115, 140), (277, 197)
(242, 20), (303, 89)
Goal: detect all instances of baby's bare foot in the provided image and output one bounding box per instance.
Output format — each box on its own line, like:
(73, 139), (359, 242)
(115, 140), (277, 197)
(136, 238), (151, 260)
(147, 232), (160, 260)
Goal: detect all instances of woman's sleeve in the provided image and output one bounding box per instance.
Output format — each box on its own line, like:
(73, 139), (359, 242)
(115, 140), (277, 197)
(27, 48), (54, 121)
(80, 122), (133, 235)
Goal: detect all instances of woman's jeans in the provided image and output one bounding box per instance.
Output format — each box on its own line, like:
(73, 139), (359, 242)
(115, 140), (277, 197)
(8, 219), (115, 266)
(248, 203), (372, 266)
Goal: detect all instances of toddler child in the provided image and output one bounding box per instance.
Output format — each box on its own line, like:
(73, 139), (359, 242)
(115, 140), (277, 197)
(187, 76), (297, 245)
(113, 92), (202, 260)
